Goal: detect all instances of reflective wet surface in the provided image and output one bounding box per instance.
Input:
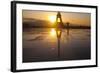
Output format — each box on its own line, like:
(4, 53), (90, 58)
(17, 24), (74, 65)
(23, 28), (90, 63)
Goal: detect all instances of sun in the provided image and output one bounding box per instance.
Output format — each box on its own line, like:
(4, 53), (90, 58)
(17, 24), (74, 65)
(49, 15), (56, 23)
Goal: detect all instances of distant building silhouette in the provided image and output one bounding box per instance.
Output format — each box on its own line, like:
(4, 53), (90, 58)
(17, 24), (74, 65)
(56, 12), (63, 28)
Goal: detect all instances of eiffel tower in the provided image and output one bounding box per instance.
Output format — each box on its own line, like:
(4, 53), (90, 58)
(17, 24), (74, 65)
(56, 12), (64, 28)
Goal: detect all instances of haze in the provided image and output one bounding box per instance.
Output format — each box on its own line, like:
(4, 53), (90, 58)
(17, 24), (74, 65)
(23, 10), (91, 26)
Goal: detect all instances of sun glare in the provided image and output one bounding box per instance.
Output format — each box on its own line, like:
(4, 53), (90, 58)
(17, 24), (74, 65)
(49, 16), (56, 23)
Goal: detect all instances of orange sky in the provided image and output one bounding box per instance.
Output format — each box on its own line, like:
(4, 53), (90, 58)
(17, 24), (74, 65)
(23, 10), (91, 26)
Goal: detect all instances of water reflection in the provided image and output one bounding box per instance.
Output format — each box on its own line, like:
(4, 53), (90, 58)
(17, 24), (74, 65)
(50, 28), (56, 37)
(23, 28), (90, 62)
(56, 28), (62, 58)
(50, 28), (70, 58)
(67, 28), (69, 35)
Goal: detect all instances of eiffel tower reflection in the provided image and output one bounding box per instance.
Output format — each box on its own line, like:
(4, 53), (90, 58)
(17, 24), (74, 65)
(55, 12), (69, 58)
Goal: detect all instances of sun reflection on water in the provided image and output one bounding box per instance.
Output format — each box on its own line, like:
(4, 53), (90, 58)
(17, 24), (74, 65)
(50, 28), (56, 37)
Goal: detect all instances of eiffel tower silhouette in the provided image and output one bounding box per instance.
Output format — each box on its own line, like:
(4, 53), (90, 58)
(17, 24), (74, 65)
(56, 12), (64, 28)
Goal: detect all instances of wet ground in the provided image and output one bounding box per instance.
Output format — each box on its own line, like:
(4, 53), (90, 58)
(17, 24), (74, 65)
(23, 28), (91, 63)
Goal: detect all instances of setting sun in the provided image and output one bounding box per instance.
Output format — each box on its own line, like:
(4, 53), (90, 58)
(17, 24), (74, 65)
(49, 15), (56, 23)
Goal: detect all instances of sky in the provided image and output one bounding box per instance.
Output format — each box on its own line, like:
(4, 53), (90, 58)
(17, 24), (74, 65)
(22, 10), (91, 26)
